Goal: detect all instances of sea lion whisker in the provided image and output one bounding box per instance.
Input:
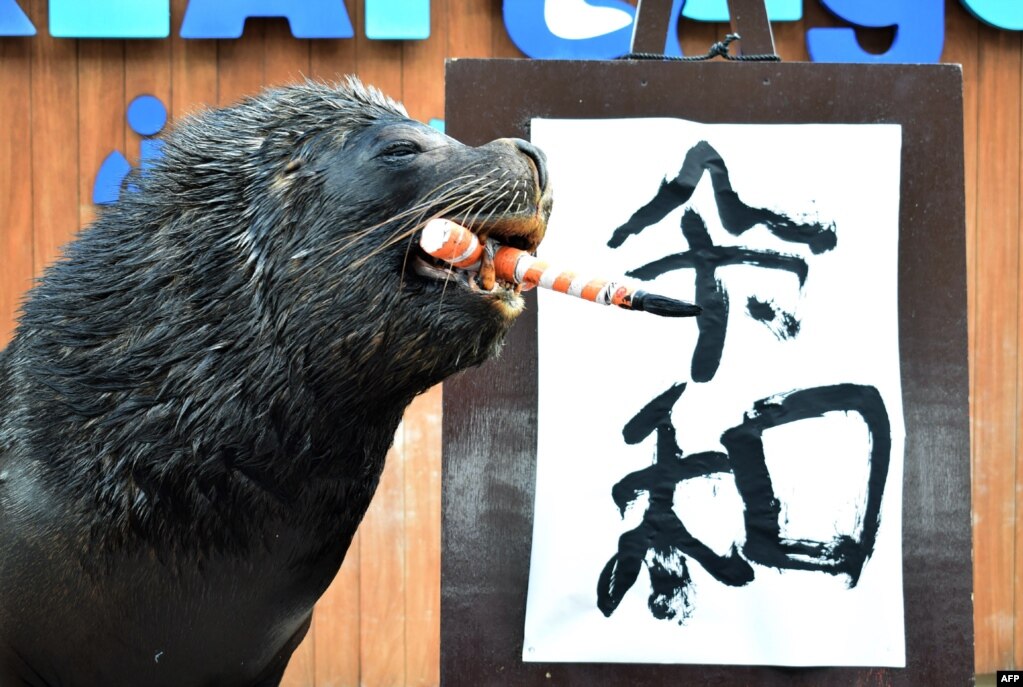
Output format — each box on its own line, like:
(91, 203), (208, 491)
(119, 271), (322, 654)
(386, 192), (492, 255)
(340, 187), (497, 276)
(411, 173), (485, 206)
(504, 189), (520, 219)
(469, 178), (513, 231)
(314, 173), (479, 254)
(308, 178), (499, 272)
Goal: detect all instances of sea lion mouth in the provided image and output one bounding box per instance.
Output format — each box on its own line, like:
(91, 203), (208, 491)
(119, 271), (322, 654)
(455, 213), (547, 254)
(403, 136), (552, 321)
(410, 211), (549, 320)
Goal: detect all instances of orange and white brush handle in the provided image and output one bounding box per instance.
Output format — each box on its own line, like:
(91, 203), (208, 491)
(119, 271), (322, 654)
(419, 218), (701, 318)
(419, 218), (488, 271)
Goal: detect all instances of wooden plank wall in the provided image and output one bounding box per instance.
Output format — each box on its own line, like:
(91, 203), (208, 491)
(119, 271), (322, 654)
(0, 0), (1017, 681)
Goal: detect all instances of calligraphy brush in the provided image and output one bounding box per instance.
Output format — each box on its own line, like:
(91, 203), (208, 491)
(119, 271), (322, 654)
(419, 219), (702, 318)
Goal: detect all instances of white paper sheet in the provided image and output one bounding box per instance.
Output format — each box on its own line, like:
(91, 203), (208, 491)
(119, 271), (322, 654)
(523, 118), (905, 667)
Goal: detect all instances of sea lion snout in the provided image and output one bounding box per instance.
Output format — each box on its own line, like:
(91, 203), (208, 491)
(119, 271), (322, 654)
(508, 138), (549, 195)
(461, 137), (552, 254)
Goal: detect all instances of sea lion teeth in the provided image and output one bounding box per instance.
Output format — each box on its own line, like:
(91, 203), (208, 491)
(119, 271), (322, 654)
(412, 255), (472, 288)
(479, 249), (496, 291)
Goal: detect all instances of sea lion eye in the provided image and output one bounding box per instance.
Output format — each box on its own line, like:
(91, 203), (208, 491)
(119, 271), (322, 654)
(379, 141), (421, 160)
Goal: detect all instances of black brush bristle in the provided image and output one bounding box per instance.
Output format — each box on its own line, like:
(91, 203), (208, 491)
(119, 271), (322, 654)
(631, 291), (702, 318)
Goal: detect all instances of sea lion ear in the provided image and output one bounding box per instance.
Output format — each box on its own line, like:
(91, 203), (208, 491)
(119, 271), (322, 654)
(271, 158), (306, 194)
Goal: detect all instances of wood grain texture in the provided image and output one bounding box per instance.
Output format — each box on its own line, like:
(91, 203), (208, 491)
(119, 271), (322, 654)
(281, 606), (318, 685)
(1012, 27), (1023, 674)
(217, 20), (264, 107)
(491, 0), (521, 59)
(943, 1), (979, 401)
(170, 0), (217, 118)
(359, 437), (408, 687)
(77, 40), (123, 229)
(772, 5), (807, 62)
(353, 5), (402, 96)
(312, 538), (361, 687)
(28, 0), (79, 275)
(677, 17), (720, 59)
(402, 386), (442, 687)
(402, 0), (446, 124)
(448, 0), (492, 58)
(972, 24), (1021, 674)
(309, 17), (357, 84)
(0, 36), (32, 347)
(264, 18), (310, 87)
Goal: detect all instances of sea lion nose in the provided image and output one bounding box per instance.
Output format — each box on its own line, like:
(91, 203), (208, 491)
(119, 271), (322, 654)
(511, 139), (549, 194)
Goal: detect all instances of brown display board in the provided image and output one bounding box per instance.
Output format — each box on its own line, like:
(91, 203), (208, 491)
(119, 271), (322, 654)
(441, 51), (971, 686)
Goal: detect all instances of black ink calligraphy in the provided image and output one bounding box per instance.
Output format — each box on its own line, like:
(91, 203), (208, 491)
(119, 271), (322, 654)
(721, 383), (891, 587)
(629, 209), (808, 381)
(597, 383), (755, 624)
(608, 141), (837, 382)
(600, 382), (891, 623)
(746, 296), (801, 340)
(608, 140), (837, 253)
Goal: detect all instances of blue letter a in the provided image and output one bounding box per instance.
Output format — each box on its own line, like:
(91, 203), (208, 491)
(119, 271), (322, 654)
(807, 0), (943, 63)
(181, 0), (353, 39)
(0, 0), (35, 36)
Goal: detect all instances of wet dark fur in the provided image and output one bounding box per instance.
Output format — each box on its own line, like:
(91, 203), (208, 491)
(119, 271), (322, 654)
(0, 79), (549, 686)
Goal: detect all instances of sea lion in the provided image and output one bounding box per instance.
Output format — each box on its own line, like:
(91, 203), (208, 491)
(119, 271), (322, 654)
(0, 78), (551, 687)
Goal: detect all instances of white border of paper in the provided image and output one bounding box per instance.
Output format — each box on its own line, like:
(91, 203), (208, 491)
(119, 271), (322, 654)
(523, 118), (906, 667)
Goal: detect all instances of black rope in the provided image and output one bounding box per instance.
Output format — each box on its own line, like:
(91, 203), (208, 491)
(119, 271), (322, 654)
(618, 33), (780, 62)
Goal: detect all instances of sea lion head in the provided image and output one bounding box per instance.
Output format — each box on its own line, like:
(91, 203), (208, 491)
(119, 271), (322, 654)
(127, 78), (552, 408)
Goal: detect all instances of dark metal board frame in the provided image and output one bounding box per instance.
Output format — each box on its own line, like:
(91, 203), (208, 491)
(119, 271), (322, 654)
(442, 58), (971, 686)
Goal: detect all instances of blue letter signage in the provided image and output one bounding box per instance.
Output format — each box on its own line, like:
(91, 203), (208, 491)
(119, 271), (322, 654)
(807, 0), (944, 63)
(180, 0), (354, 39)
(960, 0), (1023, 31)
(0, 0), (34, 36)
(503, 0), (685, 59)
(366, 0), (430, 40)
(503, 0), (636, 59)
(681, 0), (801, 22)
(1, 0), (1017, 61)
(50, 0), (169, 38)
